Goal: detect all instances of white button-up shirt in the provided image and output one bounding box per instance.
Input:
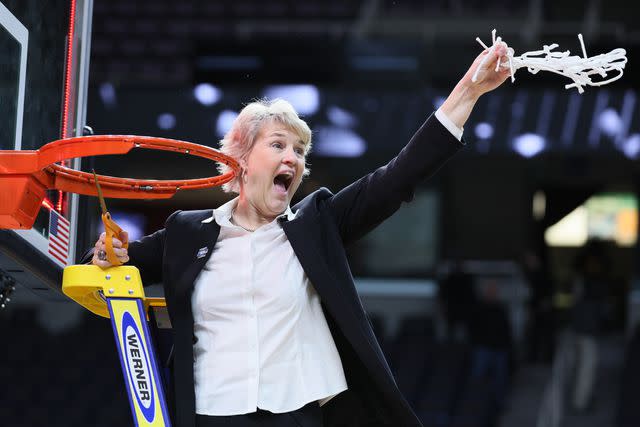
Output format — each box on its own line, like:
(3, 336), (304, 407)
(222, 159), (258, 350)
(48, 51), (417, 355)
(191, 198), (348, 416)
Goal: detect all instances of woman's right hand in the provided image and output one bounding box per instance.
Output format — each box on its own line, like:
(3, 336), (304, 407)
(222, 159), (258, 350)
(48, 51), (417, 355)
(91, 231), (129, 268)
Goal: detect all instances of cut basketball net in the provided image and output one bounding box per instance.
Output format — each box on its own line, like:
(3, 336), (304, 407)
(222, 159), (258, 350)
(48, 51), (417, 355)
(472, 29), (627, 93)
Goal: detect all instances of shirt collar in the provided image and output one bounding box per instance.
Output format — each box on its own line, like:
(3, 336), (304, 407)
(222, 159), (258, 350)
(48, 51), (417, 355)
(201, 197), (297, 225)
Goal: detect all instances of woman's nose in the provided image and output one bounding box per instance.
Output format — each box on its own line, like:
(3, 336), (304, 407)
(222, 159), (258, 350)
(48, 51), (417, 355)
(282, 147), (296, 164)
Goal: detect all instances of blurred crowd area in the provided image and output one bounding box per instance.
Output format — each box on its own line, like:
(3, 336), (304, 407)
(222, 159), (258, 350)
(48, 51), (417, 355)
(3, 0), (640, 426)
(3, 236), (639, 427)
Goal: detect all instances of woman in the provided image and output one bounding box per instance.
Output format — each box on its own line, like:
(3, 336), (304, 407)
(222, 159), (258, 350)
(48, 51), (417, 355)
(90, 44), (511, 427)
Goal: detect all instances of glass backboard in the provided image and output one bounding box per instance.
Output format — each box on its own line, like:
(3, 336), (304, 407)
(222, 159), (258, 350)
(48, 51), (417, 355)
(0, 0), (93, 299)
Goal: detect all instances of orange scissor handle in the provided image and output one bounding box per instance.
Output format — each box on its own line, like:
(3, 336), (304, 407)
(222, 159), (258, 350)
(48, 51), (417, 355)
(102, 212), (129, 266)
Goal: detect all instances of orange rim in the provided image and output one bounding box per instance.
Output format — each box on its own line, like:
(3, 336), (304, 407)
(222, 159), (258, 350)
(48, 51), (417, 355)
(40, 135), (240, 198)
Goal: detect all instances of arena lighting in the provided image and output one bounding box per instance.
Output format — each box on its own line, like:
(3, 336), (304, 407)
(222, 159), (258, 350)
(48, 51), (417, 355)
(108, 212), (145, 241)
(99, 82), (117, 108)
(262, 85), (320, 115)
(350, 55), (418, 71)
(157, 113), (176, 130)
(545, 206), (588, 246)
(41, 198), (55, 211)
(193, 83), (221, 106)
(533, 190), (546, 220)
(314, 126), (366, 158)
(622, 134), (640, 159)
(432, 96), (446, 110)
(474, 122), (494, 139)
(60, 0), (77, 137)
(196, 55), (261, 70)
(216, 110), (239, 137)
(598, 108), (623, 138)
(513, 133), (546, 158)
(327, 105), (358, 128)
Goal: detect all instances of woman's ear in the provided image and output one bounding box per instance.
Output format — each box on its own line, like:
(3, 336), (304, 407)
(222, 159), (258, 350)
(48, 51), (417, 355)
(239, 159), (248, 183)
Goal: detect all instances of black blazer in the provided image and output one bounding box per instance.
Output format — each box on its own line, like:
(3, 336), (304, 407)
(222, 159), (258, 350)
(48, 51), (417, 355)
(89, 114), (462, 427)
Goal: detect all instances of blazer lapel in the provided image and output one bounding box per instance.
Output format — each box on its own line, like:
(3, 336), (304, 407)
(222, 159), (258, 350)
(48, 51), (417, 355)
(283, 213), (388, 362)
(175, 220), (220, 299)
(282, 218), (332, 293)
(282, 217), (356, 326)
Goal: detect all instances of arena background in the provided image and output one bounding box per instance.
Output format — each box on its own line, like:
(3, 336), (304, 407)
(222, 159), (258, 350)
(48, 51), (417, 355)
(1, 1), (640, 426)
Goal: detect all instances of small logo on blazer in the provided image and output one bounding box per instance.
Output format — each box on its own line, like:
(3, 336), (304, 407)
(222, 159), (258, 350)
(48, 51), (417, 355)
(196, 247), (208, 259)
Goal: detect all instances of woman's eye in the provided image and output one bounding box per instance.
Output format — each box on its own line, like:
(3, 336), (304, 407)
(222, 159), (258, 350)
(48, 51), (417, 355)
(272, 142), (283, 149)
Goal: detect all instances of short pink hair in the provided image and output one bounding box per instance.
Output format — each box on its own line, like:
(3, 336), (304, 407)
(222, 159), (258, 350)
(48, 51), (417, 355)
(217, 98), (312, 194)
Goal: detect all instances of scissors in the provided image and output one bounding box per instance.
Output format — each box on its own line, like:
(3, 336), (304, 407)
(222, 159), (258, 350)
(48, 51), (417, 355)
(93, 170), (128, 266)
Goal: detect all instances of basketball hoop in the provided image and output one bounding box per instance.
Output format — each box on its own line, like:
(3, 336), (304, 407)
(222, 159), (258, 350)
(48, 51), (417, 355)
(0, 135), (240, 229)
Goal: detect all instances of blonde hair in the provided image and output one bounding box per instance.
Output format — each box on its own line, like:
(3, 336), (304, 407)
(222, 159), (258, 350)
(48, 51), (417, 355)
(217, 98), (313, 194)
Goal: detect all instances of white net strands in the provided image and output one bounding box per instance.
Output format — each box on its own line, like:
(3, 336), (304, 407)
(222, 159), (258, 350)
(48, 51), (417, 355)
(472, 29), (628, 94)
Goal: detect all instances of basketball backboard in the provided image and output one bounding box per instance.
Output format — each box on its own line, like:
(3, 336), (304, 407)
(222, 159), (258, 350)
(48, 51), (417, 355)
(0, 0), (93, 299)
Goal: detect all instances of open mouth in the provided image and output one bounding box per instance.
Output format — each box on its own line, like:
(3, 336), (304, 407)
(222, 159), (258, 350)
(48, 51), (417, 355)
(273, 173), (293, 193)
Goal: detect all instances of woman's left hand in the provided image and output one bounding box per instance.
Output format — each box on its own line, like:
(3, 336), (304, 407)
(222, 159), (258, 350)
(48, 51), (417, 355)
(439, 42), (511, 129)
(461, 41), (512, 98)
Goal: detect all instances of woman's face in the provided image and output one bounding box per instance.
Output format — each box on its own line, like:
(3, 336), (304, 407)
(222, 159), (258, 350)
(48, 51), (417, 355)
(241, 121), (306, 218)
